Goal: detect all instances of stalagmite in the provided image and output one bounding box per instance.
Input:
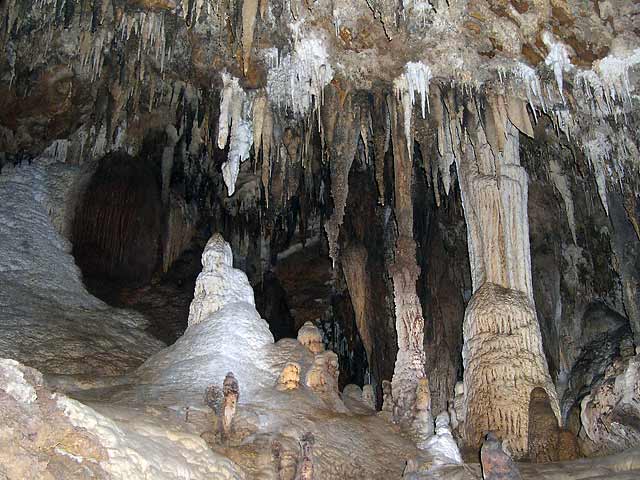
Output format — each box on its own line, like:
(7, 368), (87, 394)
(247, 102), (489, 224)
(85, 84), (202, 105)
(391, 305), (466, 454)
(456, 107), (559, 456)
(411, 378), (434, 446)
(221, 371), (239, 439)
(528, 387), (561, 463)
(481, 432), (523, 480)
(387, 93), (428, 425)
(382, 380), (394, 413)
(297, 321), (325, 354)
(420, 412), (462, 465)
(276, 362), (301, 391)
(305, 351), (339, 394)
(362, 384), (376, 410)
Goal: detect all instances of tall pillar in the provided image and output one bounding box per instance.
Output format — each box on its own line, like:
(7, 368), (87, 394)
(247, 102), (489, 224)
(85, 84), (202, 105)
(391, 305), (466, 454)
(455, 101), (559, 456)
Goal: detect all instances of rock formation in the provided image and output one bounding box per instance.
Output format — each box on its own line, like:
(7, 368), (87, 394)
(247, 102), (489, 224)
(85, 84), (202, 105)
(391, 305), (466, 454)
(481, 432), (523, 480)
(276, 362), (302, 391)
(458, 116), (559, 456)
(222, 372), (240, 440)
(580, 352), (640, 455)
(528, 387), (561, 463)
(1, 0), (640, 476)
(297, 322), (325, 355)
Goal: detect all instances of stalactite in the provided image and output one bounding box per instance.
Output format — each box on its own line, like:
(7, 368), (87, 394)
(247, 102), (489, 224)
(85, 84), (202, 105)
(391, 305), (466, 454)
(241, 0), (259, 75)
(261, 105), (274, 207)
(387, 93), (428, 425)
(323, 91), (360, 267)
(217, 72), (253, 196)
(371, 90), (390, 204)
(456, 104), (559, 457)
(341, 245), (372, 365)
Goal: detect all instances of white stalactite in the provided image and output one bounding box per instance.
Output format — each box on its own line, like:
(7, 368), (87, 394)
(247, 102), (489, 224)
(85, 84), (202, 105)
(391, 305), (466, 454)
(217, 73), (254, 196)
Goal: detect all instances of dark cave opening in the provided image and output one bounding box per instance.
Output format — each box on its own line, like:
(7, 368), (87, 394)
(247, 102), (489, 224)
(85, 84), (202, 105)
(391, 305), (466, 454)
(72, 151), (163, 288)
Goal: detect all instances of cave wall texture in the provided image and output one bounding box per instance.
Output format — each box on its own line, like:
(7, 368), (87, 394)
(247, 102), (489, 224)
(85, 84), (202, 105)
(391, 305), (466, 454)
(1, 0), (640, 458)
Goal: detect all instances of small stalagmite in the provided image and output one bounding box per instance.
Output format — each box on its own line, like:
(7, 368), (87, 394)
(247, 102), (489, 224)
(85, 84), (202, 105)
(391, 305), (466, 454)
(305, 351), (339, 394)
(203, 384), (221, 414)
(221, 372), (239, 439)
(528, 387), (560, 463)
(480, 432), (523, 480)
(382, 380), (393, 413)
(362, 384), (376, 410)
(297, 321), (325, 355)
(411, 378), (434, 446)
(276, 362), (301, 391)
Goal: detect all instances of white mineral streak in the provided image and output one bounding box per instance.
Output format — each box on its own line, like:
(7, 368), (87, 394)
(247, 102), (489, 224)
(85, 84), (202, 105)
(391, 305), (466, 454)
(595, 49), (640, 105)
(218, 72), (254, 196)
(118, 11), (168, 73)
(548, 158), (577, 244)
(583, 129), (612, 216)
(0, 359), (37, 404)
(543, 31), (573, 102)
(266, 29), (334, 118)
(455, 115), (559, 457)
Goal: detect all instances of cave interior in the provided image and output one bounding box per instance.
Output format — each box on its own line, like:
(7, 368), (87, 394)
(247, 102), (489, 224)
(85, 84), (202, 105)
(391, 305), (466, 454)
(1, 1), (640, 479)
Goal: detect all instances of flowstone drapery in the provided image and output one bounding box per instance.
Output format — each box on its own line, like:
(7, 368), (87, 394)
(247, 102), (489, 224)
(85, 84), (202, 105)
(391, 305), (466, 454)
(456, 108), (559, 456)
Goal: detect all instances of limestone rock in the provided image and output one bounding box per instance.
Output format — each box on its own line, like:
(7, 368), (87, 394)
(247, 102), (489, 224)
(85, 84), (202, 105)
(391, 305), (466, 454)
(580, 353), (640, 455)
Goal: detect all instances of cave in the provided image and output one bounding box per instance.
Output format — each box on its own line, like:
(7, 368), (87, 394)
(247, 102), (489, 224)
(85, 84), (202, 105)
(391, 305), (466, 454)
(1, 1), (640, 479)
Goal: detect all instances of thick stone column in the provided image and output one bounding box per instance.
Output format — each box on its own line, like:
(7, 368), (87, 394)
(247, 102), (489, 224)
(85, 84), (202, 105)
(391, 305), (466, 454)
(455, 103), (559, 456)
